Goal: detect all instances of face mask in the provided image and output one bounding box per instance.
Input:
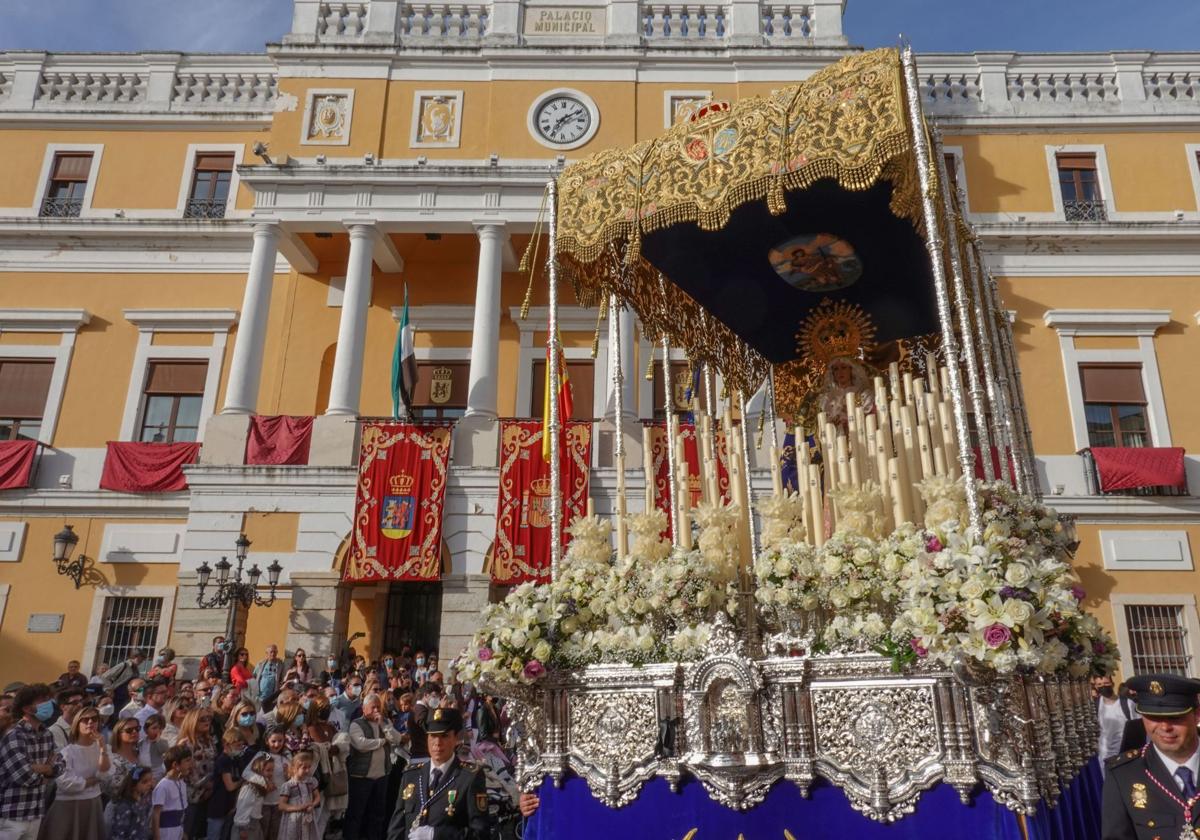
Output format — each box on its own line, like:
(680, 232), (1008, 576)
(384, 659), (394, 668)
(98, 704), (115, 717)
(327, 659), (337, 670)
(415, 658), (425, 666)
(347, 685), (361, 698)
(156, 656), (165, 664)
(34, 701), (56, 722)
(1098, 685), (1115, 698)
(301, 698), (312, 709)
(238, 713), (256, 727)
(295, 713), (306, 727)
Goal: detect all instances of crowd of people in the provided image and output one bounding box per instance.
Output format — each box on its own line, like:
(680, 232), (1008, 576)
(0, 637), (538, 840)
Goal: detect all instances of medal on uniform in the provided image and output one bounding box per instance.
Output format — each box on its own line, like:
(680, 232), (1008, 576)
(1136, 747), (1200, 840)
(1132, 783), (1148, 809)
(446, 789), (457, 817)
(403, 783), (415, 800)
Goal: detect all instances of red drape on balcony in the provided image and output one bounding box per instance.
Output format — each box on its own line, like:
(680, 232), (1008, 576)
(100, 441), (201, 492)
(244, 415), (313, 466)
(0, 440), (38, 490)
(971, 446), (1017, 482)
(1090, 446), (1187, 492)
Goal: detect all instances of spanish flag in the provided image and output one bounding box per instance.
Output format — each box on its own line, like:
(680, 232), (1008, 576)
(542, 331), (574, 459)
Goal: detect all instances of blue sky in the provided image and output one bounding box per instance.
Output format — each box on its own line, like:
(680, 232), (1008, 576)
(1, 0), (1196, 53)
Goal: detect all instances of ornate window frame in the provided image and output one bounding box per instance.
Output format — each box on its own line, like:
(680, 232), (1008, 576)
(0, 308), (91, 445)
(119, 309), (237, 443)
(510, 306), (605, 418)
(1043, 308), (1172, 451)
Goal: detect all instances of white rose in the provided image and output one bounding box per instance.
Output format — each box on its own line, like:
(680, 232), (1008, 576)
(829, 588), (850, 609)
(823, 556), (844, 576)
(532, 640), (552, 662)
(1004, 564), (1032, 588)
(1003, 598), (1034, 624)
(959, 578), (986, 601)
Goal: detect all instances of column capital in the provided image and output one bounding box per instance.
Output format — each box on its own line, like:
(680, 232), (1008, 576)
(342, 219), (381, 239)
(473, 221), (508, 240)
(251, 220), (281, 237)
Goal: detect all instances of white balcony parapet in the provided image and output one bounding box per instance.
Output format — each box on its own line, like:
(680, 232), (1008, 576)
(917, 51), (1200, 121)
(760, 4), (811, 40)
(400, 4), (489, 41)
(0, 52), (278, 116)
(643, 5), (726, 41)
(317, 1), (370, 37)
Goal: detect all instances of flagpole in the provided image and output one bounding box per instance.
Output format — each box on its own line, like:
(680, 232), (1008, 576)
(547, 179), (563, 583)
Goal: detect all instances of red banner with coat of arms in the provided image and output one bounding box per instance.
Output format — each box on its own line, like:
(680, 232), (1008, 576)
(492, 420), (591, 585)
(646, 421), (732, 540)
(345, 423), (451, 582)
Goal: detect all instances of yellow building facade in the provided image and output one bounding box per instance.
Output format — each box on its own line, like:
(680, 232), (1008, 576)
(1, 1), (1199, 687)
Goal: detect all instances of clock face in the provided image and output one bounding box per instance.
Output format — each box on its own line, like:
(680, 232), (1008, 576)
(534, 95), (592, 146)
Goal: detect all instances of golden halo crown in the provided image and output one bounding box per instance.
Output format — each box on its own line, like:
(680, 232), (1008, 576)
(795, 298), (877, 368)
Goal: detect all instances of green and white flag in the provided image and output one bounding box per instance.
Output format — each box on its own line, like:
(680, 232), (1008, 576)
(391, 285), (418, 419)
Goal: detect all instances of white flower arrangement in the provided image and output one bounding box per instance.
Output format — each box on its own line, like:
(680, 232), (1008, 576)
(459, 482), (1117, 688)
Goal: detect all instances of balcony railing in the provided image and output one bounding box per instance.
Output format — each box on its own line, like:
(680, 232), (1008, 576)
(1079, 448), (1188, 497)
(1063, 198), (1107, 222)
(39, 197), (82, 218)
(184, 198), (229, 220)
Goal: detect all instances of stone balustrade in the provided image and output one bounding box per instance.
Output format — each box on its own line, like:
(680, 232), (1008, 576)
(642, 5), (727, 41)
(400, 4), (490, 40)
(760, 4), (811, 39)
(919, 51), (1200, 118)
(0, 53), (278, 115)
(317, 1), (371, 37)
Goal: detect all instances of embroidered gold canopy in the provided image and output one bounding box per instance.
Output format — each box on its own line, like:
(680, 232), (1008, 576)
(552, 47), (936, 397)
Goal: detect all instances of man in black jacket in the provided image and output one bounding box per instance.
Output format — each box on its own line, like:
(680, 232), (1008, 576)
(387, 707), (489, 840)
(1102, 673), (1200, 840)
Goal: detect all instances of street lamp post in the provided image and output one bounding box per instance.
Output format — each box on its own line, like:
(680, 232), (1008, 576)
(194, 533), (283, 682)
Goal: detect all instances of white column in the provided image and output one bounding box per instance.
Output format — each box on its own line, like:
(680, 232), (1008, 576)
(325, 223), (376, 416)
(222, 222), (280, 414)
(465, 223), (505, 419)
(605, 305), (638, 420)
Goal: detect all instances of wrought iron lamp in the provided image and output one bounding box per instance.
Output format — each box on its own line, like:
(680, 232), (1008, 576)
(194, 533), (283, 680)
(52, 524), (87, 589)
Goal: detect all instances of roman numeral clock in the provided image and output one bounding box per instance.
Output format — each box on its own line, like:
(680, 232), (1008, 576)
(528, 88), (600, 151)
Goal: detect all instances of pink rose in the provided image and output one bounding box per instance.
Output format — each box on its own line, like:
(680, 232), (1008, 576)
(478, 647), (493, 662)
(908, 638), (928, 658)
(1071, 586), (1086, 602)
(925, 535), (943, 553)
(983, 623), (1012, 649)
(523, 660), (546, 680)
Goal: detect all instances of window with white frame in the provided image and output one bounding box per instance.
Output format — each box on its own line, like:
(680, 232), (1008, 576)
(35, 145), (103, 219)
(1045, 145), (1113, 223)
(120, 309), (236, 444)
(137, 361), (208, 443)
(184, 153), (234, 219)
(0, 359), (54, 441)
(0, 308), (91, 446)
(1043, 309), (1171, 452)
(1113, 594), (1200, 679)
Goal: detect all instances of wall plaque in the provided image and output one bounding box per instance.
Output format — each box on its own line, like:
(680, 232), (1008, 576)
(524, 7), (605, 36)
(28, 613), (64, 633)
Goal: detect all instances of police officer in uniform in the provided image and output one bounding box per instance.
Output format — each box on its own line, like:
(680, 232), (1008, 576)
(1103, 673), (1200, 840)
(387, 707), (490, 840)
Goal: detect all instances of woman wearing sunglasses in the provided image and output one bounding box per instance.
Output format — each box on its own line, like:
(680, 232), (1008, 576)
(43, 706), (110, 839)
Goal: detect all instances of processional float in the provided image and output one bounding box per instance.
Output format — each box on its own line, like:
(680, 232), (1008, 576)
(459, 47), (1111, 838)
